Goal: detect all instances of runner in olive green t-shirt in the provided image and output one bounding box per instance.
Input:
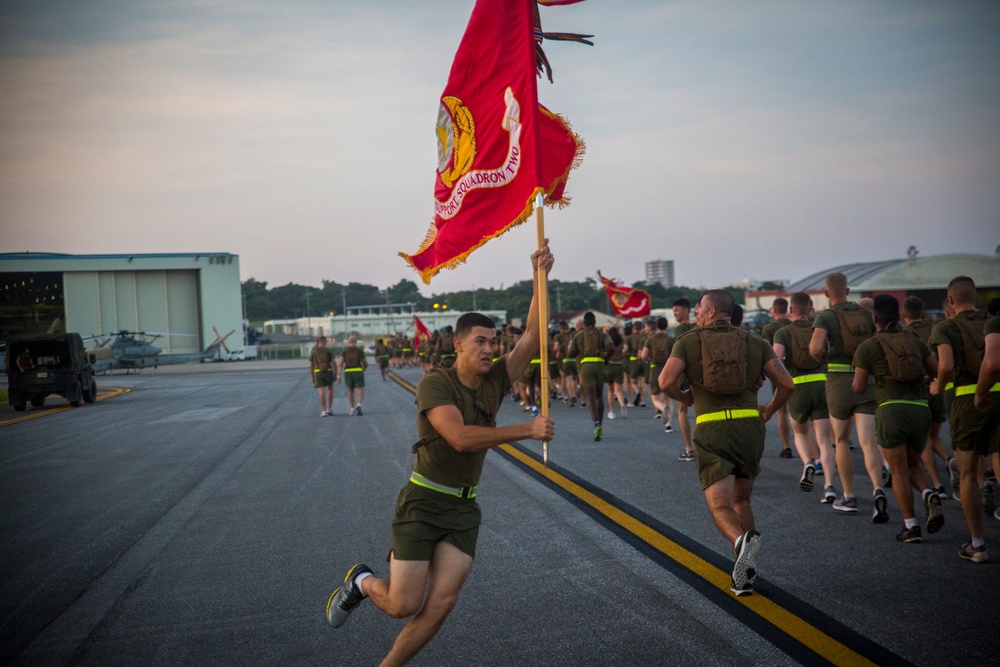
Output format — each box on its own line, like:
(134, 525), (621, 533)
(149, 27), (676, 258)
(568, 312), (613, 441)
(309, 337), (336, 417)
(761, 298), (794, 459)
(326, 243), (557, 666)
(339, 335), (368, 416)
(669, 298), (698, 461)
(661, 290), (793, 597)
(808, 272), (884, 516)
(852, 295), (942, 542)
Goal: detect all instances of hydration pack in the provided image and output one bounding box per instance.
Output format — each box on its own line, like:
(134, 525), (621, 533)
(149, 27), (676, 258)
(873, 330), (924, 382)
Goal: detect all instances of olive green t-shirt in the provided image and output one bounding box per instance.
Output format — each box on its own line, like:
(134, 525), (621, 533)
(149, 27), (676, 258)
(904, 319), (935, 345)
(643, 331), (674, 364)
(607, 340), (626, 363)
(852, 327), (931, 404)
(554, 331), (573, 359)
(309, 346), (334, 370)
(929, 310), (989, 387)
(626, 332), (643, 359)
(341, 345), (366, 368)
(413, 358), (511, 488)
(761, 317), (792, 345)
(772, 319), (824, 377)
(673, 322), (698, 339)
(669, 320), (776, 415)
(812, 302), (873, 365)
(568, 327), (609, 359)
(985, 315), (1000, 337)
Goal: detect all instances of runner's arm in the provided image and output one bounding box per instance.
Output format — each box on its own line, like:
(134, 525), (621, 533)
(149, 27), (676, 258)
(760, 358), (794, 421)
(808, 328), (827, 362)
(934, 343), (953, 396)
(851, 366), (870, 394)
(426, 404), (554, 453)
(507, 241), (554, 380)
(975, 332), (1000, 410)
(659, 357), (691, 406)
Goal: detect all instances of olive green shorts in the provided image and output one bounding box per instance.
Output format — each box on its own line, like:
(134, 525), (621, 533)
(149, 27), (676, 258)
(648, 363), (665, 395)
(378, 355), (389, 369)
(693, 417), (766, 490)
(628, 358), (645, 380)
(562, 359), (578, 379)
(604, 362), (624, 385)
(825, 372), (876, 420)
(875, 402), (930, 451)
(344, 370), (365, 390)
(949, 395), (1000, 455)
(313, 370), (334, 388)
(579, 361), (604, 388)
(788, 380), (829, 423)
(391, 483), (481, 561)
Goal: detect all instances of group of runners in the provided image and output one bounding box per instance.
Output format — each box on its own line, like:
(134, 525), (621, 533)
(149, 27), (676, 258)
(321, 241), (999, 666)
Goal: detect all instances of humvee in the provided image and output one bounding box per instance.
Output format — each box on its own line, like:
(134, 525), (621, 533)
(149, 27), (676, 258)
(5, 333), (98, 411)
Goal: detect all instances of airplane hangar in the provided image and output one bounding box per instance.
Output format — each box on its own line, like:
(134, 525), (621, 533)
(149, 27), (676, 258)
(0, 252), (243, 354)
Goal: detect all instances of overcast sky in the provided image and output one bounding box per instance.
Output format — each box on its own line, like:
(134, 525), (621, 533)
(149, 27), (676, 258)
(1, 0), (997, 296)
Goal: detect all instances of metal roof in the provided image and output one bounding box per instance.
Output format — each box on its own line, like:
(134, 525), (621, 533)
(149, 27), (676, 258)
(784, 253), (1000, 292)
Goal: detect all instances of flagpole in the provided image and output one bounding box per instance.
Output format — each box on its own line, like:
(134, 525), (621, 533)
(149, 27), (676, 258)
(534, 191), (551, 466)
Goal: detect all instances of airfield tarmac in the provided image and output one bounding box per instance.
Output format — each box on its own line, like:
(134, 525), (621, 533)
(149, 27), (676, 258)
(1, 361), (998, 666)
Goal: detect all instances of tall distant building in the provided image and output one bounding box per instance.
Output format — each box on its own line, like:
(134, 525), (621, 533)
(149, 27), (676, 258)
(645, 259), (675, 288)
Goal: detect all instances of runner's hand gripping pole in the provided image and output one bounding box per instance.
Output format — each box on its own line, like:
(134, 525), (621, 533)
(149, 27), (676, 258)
(535, 192), (551, 466)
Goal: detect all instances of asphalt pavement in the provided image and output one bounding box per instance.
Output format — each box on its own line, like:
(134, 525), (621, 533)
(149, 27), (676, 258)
(1, 361), (998, 666)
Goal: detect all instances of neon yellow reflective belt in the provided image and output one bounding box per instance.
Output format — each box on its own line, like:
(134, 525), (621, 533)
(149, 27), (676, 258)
(344, 367), (363, 373)
(629, 356), (638, 361)
(313, 368), (331, 373)
(827, 363), (853, 373)
(793, 373), (827, 384)
(409, 472), (477, 499)
(530, 359), (541, 364)
(955, 382), (1000, 396)
(945, 382), (954, 391)
(879, 399), (929, 408)
(580, 356), (604, 363)
(403, 348), (412, 352)
(441, 353), (456, 358)
(696, 408), (760, 424)
(562, 358), (576, 364)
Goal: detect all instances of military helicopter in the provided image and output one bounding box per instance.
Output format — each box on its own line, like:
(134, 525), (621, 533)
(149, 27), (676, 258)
(85, 328), (234, 374)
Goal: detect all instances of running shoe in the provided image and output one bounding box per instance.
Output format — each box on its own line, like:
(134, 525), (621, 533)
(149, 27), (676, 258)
(570, 397), (577, 407)
(632, 395), (641, 407)
(925, 492), (944, 533)
(779, 448), (794, 459)
(821, 486), (837, 504)
(594, 424), (603, 442)
(959, 543), (989, 564)
(664, 423), (673, 433)
(814, 462), (824, 476)
(935, 485), (947, 499)
(653, 410), (663, 420)
(730, 577), (753, 597)
(800, 463), (816, 492)
(732, 530), (761, 590)
(326, 563), (373, 628)
(833, 496), (858, 513)
(678, 450), (695, 462)
(349, 407), (356, 416)
(640, 403), (647, 410)
(321, 410), (329, 417)
(355, 405), (363, 416)
(981, 479), (998, 515)
(896, 526), (923, 543)
(531, 406), (540, 416)
(947, 457), (960, 494)
(607, 410), (616, 420)
(872, 489), (889, 524)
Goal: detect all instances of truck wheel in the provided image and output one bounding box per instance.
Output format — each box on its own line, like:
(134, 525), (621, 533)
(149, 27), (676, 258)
(14, 400), (26, 412)
(30, 395), (46, 408)
(82, 381), (97, 404)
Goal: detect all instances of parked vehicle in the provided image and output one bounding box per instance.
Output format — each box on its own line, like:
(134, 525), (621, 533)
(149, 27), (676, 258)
(5, 333), (97, 411)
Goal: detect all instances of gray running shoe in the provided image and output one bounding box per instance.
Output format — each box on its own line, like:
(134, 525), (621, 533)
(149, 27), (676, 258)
(947, 457), (960, 495)
(896, 526), (922, 543)
(800, 463), (816, 492)
(678, 450), (695, 462)
(872, 490), (889, 524)
(925, 492), (944, 534)
(326, 563), (372, 628)
(821, 486), (837, 504)
(959, 543), (989, 564)
(732, 530), (761, 590)
(981, 479), (998, 516)
(833, 496), (858, 513)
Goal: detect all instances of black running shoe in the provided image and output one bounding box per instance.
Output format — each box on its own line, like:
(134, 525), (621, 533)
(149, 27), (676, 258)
(925, 492), (944, 534)
(799, 463), (816, 492)
(326, 563), (372, 628)
(872, 490), (889, 524)
(732, 530), (761, 590)
(779, 448), (794, 459)
(896, 526), (923, 543)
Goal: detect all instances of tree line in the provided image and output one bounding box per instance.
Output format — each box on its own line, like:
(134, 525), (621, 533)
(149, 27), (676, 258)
(243, 277), (751, 325)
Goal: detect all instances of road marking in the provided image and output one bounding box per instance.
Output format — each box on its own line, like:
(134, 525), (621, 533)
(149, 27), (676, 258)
(386, 372), (908, 667)
(0, 386), (131, 427)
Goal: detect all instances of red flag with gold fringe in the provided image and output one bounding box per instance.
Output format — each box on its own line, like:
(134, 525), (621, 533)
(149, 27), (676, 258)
(413, 316), (432, 347)
(399, 0), (588, 284)
(599, 272), (651, 318)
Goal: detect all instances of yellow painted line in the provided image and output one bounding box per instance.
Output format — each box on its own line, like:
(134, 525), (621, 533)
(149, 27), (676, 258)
(387, 370), (879, 665)
(0, 386), (131, 427)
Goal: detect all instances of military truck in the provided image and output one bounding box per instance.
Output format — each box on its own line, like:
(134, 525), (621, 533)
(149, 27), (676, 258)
(5, 333), (97, 411)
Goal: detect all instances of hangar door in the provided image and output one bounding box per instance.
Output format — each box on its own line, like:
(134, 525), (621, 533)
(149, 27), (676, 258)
(63, 270), (201, 353)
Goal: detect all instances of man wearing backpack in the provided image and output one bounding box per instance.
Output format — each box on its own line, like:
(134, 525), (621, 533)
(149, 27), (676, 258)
(325, 243), (556, 664)
(851, 295), (943, 543)
(660, 290), (794, 596)
(773, 293), (835, 499)
(671, 298), (699, 461)
(340, 336), (368, 416)
(931, 276), (996, 563)
(568, 311), (614, 441)
(437, 326), (457, 369)
(808, 272), (886, 520)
